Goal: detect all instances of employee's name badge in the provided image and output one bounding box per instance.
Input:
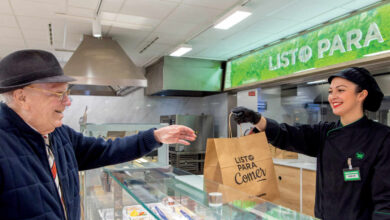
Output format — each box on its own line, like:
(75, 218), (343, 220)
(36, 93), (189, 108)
(343, 168), (361, 181)
(343, 157), (361, 182)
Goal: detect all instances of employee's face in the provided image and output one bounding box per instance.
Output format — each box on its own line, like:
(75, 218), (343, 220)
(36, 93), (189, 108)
(328, 77), (363, 117)
(23, 82), (71, 133)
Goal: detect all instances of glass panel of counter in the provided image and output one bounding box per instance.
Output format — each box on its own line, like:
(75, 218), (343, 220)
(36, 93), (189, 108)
(84, 161), (317, 220)
(81, 123), (169, 165)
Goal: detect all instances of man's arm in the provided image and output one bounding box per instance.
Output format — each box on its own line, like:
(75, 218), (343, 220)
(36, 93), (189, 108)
(64, 125), (195, 170)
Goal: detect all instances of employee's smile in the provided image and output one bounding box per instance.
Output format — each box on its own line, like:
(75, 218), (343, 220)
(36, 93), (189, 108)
(332, 102), (342, 108)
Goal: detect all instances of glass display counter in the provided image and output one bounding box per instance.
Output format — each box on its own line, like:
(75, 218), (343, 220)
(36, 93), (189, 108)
(80, 123), (169, 219)
(84, 161), (317, 220)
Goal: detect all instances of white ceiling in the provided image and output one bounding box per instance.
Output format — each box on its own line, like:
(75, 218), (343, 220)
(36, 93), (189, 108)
(0, 0), (383, 68)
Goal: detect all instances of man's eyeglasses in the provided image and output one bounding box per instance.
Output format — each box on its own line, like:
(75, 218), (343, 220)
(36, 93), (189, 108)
(26, 86), (71, 102)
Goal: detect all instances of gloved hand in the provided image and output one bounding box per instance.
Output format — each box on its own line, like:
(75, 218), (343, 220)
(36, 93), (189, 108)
(231, 106), (262, 124)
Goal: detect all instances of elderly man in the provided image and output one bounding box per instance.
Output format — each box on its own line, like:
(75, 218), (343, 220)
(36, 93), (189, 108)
(0, 50), (196, 220)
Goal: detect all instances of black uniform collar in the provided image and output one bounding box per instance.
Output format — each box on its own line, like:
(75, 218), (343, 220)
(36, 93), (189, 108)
(327, 115), (370, 136)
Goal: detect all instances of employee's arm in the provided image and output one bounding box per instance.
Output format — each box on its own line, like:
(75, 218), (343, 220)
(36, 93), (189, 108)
(371, 134), (390, 219)
(259, 117), (334, 157)
(232, 106), (335, 157)
(254, 116), (267, 131)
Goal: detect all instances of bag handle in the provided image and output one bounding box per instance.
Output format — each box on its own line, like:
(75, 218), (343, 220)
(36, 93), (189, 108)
(228, 112), (243, 138)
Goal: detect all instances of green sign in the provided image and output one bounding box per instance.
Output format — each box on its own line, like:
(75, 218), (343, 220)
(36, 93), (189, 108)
(225, 3), (390, 89)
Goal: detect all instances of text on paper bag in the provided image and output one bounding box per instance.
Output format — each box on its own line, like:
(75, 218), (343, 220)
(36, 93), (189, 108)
(234, 155), (267, 185)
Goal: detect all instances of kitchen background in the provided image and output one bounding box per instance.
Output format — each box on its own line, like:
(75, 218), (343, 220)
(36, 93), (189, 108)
(63, 89), (230, 138)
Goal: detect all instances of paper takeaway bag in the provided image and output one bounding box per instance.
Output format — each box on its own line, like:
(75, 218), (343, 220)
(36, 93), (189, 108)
(204, 132), (279, 201)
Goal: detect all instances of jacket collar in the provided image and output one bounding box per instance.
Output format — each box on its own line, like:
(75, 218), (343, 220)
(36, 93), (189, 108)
(0, 102), (41, 137)
(340, 115), (370, 128)
(327, 115), (370, 136)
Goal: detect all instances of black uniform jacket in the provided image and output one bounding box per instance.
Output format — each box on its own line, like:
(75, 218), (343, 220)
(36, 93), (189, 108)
(265, 116), (390, 220)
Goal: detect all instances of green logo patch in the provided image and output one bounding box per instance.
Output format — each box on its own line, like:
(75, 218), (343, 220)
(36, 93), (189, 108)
(356, 152), (365, 160)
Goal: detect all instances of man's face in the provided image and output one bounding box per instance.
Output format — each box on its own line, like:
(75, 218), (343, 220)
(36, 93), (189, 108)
(23, 82), (71, 133)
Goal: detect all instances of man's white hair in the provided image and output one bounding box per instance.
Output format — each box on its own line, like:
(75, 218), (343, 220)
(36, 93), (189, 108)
(0, 91), (14, 104)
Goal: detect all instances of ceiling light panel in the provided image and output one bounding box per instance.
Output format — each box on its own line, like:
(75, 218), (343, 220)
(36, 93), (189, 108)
(170, 45), (192, 57)
(214, 10), (252, 30)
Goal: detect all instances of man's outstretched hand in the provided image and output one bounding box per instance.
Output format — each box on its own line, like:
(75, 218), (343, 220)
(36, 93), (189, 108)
(154, 125), (197, 145)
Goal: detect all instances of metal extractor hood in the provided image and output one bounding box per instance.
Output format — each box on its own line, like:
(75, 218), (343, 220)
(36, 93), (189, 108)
(145, 56), (223, 97)
(63, 35), (147, 96)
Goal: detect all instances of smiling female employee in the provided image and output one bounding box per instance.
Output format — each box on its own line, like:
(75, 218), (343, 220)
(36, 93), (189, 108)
(232, 67), (390, 220)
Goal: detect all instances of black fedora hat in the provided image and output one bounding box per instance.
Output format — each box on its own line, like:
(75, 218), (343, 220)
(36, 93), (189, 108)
(328, 67), (384, 112)
(0, 49), (76, 93)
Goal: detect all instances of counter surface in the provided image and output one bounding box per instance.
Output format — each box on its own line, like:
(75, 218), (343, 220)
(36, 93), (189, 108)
(273, 159), (316, 171)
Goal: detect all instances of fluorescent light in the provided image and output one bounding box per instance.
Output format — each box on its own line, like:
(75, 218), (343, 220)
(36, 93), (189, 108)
(92, 17), (102, 38)
(307, 79), (327, 85)
(170, 45), (192, 57)
(364, 50), (390, 57)
(214, 10), (252, 30)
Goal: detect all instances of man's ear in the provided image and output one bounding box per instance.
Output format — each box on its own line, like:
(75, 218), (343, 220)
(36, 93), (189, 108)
(12, 89), (28, 109)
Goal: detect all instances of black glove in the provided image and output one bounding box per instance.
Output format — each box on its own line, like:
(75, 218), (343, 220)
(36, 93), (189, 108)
(231, 106), (262, 124)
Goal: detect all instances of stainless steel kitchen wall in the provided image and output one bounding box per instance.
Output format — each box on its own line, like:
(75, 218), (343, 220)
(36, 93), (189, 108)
(62, 88), (229, 138)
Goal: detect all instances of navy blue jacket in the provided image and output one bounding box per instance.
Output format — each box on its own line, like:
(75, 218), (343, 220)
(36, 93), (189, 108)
(265, 116), (390, 220)
(0, 103), (160, 220)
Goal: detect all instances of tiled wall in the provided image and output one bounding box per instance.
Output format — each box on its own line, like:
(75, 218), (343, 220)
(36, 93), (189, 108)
(62, 89), (229, 138)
